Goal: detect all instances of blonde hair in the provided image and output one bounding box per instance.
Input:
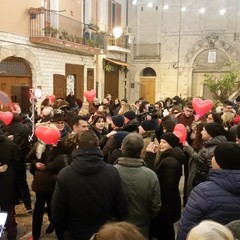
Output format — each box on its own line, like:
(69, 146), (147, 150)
(95, 222), (146, 240)
(187, 220), (234, 240)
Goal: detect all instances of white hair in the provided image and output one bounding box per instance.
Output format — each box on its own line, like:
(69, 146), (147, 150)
(187, 220), (234, 240)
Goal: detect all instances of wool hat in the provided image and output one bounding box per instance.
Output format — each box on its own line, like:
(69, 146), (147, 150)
(204, 123), (226, 137)
(140, 120), (156, 131)
(124, 110), (136, 120)
(92, 114), (106, 125)
(112, 115), (124, 128)
(114, 131), (129, 148)
(160, 132), (180, 148)
(226, 220), (240, 240)
(214, 142), (240, 170)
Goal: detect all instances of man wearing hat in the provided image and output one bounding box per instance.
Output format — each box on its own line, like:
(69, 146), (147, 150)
(193, 122), (227, 187)
(122, 110), (139, 133)
(177, 142), (240, 240)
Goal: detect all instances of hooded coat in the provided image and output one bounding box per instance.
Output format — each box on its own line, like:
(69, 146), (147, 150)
(177, 169), (240, 240)
(51, 146), (128, 240)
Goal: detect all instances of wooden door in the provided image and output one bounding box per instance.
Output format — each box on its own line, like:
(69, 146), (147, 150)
(0, 76), (31, 98)
(53, 74), (66, 99)
(65, 64), (84, 100)
(104, 69), (119, 100)
(140, 77), (156, 104)
(87, 68), (94, 90)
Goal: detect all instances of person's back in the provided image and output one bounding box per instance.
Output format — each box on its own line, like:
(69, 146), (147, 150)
(114, 133), (161, 237)
(51, 130), (128, 240)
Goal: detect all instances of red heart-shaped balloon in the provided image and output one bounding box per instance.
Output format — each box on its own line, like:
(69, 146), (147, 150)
(173, 124), (187, 143)
(35, 125), (60, 145)
(46, 95), (56, 103)
(192, 98), (213, 118)
(0, 111), (13, 126)
(84, 89), (96, 103)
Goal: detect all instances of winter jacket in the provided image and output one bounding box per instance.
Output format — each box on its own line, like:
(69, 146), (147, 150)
(177, 169), (240, 240)
(26, 141), (64, 195)
(51, 146), (128, 240)
(153, 147), (186, 224)
(0, 132), (21, 204)
(193, 135), (227, 186)
(114, 157), (161, 237)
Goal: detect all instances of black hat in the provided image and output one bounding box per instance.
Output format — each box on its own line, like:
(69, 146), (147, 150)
(112, 115), (124, 128)
(114, 131), (129, 148)
(141, 120), (156, 131)
(214, 142), (240, 170)
(124, 110), (136, 120)
(205, 123), (226, 137)
(160, 132), (180, 148)
(51, 109), (66, 122)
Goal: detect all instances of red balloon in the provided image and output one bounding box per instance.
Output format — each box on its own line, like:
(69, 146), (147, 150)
(173, 124), (187, 143)
(192, 98), (213, 118)
(46, 95), (56, 103)
(84, 89), (96, 103)
(0, 111), (13, 126)
(35, 126), (60, 145)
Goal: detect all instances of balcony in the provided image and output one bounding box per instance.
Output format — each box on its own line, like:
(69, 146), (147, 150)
(29, 8), (108, 56)
(133, 43), (161, 61)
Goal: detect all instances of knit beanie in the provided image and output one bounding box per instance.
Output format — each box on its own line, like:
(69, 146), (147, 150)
(112, 115), (124, 128)
(114, 131), (129, 148)
(141, 120), (156, 131)
(226, 220), (240, 240)
(124, 110), (136, 121)
(214, 142), (240, 170)
(204, 123), (226, 137)
(160, 132), (180, 148)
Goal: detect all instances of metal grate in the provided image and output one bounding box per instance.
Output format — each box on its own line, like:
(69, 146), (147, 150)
(0, 57), (32, 76)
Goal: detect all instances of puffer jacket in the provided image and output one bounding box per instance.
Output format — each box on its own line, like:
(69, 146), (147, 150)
(177, 169), (240, 240)
(193, 135), (227, 186)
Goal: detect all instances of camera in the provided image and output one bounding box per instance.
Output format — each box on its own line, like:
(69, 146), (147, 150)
(136, 104), (158, 122)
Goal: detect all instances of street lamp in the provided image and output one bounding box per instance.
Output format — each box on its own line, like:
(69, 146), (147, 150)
(113, 27), (122, 45)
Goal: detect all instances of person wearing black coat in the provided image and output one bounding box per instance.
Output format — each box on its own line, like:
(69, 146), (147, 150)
(51, 130), (128, 240)
(0, 121), (21, 240)
(145, 132), (186, 240)
(7, 113), (32, 212)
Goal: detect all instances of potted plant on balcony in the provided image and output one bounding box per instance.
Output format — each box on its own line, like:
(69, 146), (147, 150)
(43, 27), (59, 37)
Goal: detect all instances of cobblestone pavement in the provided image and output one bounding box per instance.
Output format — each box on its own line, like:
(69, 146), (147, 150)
(1, 169), (184, 239)
(2, 172), (57, 240)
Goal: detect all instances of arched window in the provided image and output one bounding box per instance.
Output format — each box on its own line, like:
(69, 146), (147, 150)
(141, 67), (156, 76)
(0, 57), (32, 76)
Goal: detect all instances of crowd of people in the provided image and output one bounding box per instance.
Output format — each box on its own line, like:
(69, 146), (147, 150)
(1, 92), (240, 240)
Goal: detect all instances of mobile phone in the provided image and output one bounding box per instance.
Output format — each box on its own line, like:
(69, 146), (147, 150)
(0, 211), (8, 237)
(151, 133), (155, 142)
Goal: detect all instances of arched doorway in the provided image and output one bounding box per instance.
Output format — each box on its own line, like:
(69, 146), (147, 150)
(139, 67), (156, 103)
(0, 57), (32, 113)
(192, 49), (229, 99)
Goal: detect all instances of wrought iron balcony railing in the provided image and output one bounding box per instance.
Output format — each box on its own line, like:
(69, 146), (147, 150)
(29, 8), (108, 55)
